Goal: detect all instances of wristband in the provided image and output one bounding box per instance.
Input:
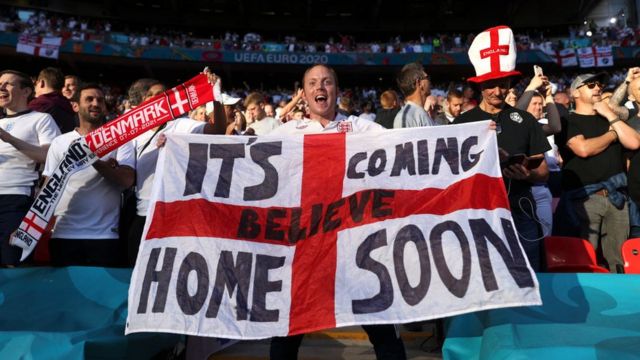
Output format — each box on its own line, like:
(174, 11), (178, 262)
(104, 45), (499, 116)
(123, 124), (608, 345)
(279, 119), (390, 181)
(609, 118), (621, 126)
(609, 129), (619, 141)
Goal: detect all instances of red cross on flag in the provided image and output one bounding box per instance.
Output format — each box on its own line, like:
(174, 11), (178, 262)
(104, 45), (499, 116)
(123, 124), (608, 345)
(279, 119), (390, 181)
(467, 26), (521, 83)
(594, 46), (614, 67)
(16, 35), (62, 59)
(126, 121), (542, 339)
(20, 212), (48, 240)
(556, 48), (578, 68)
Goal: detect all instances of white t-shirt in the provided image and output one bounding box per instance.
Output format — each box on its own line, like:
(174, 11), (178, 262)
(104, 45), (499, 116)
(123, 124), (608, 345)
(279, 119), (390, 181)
(43, 130), (135, 239)
(0, 110), (60, 195)
(270, 113), (384, 135)
(135, 117), (205, 216)
(247, 116), (281, 135)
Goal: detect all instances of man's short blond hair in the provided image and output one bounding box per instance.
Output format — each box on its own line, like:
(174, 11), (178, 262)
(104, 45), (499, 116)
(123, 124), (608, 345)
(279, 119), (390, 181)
(380, 90), (398, 109)
(244, 92), (265, 108)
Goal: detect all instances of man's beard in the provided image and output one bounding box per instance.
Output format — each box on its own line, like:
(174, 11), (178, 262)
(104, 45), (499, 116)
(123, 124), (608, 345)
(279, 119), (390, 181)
(80, 108), (105, 125)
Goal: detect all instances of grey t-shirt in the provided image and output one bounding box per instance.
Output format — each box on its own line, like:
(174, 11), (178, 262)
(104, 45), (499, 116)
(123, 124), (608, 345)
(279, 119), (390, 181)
(393, 101), (435, 128)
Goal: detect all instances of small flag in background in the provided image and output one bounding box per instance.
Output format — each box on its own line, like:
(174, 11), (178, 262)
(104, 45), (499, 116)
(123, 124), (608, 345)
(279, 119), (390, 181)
(16, 35), (62, 59)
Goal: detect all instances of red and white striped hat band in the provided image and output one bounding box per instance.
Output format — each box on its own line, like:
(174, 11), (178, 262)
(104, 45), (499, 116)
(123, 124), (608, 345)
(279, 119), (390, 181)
(467, 25), (521, 83)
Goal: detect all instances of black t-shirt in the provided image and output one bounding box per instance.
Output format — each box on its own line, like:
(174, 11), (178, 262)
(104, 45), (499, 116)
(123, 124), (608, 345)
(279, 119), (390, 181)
(375, 108), (400, 129)
(454, 105), (551, 207)
(556, 103), (571, 121)
(627, 116), (640, 203)
(554, 113), (625, 191)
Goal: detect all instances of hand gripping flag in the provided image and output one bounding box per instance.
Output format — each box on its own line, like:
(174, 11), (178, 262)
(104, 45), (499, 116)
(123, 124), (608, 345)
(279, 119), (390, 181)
(10, 73), (219, 261)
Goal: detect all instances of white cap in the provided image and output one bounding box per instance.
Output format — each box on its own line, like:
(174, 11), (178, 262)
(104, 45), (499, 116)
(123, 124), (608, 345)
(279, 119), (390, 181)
(205, 101), (214, 114)
(221, 93), (241, 106)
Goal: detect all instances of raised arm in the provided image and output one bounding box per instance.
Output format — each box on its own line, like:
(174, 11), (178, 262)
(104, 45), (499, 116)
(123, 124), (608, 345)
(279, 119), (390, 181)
(515, 90), (535, 111)
(278, 88), (304, 120)
(568, 101), (640, 158)
(608, 67), (640, 121)
(202, 68), (230, 135)
(0, 128), (50, 163)
(542, 86), (561, 135)
(596, 101), (640, 150)
(203, 101), (227, 135)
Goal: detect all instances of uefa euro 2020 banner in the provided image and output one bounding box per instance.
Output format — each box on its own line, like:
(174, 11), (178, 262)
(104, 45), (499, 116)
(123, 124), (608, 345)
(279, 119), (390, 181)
(126, 121), (542, 339)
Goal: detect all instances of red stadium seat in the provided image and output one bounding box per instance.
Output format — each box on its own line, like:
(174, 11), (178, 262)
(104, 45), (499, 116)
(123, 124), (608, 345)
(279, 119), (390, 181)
(544, 236), (609, 273)
(622, 238), (640, 274)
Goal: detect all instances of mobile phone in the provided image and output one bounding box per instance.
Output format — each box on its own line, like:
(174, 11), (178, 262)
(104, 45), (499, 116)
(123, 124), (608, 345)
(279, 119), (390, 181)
(534, 65), (543, 77)
(524, 156), (544, 169)
(501, 153), (526, 168)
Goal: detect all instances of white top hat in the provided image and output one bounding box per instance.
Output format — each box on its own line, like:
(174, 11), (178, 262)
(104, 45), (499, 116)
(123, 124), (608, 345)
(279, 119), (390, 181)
(467, 25), (520, 83)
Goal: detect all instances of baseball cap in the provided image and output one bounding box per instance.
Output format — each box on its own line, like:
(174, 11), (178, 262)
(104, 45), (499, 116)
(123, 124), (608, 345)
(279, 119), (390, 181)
(221, 93), (241, 106)
(570, 73), (608, 93)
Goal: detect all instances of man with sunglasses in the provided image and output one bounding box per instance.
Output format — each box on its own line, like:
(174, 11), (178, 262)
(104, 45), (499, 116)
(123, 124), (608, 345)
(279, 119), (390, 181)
(554, 73), (640, 272)
(393, 62), (435, 128)
(454, 26), (551, 271)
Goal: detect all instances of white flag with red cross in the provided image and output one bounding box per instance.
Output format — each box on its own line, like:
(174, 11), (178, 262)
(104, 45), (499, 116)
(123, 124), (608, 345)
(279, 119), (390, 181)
(16, 35), (62, 59)
(594, 46), (614, 67)
(556, 48), (578, 67)
(577, 47), (596, 68)
(126, 121), (542, 339)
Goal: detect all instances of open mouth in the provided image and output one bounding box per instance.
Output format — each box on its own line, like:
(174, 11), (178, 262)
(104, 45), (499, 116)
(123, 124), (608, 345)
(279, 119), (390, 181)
(315, 94), (327, 104)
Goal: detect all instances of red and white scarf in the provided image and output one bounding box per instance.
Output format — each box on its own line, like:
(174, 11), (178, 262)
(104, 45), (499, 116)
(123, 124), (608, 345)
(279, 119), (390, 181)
(11, 73), (218, 261)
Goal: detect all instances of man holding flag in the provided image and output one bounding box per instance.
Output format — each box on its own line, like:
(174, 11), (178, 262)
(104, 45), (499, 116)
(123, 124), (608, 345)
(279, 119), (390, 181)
(269, 64), (407, 360)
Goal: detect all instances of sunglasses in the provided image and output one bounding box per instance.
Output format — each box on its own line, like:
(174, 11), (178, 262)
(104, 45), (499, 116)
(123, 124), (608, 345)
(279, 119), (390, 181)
(580, 82), (603, 89)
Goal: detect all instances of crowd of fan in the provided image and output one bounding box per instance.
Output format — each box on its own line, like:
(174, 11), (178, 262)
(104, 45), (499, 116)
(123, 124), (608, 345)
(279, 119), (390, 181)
(4, 13), (640, 357)
(3, 5), (640, 54)
(1, 61), (640, 273)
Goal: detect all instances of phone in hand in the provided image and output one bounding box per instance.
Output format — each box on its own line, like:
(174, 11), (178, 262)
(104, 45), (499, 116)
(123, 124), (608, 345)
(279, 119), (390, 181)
(534, 65), (543, 77)
(524, 156), (544, 169)
(501, 153), (526, 168)
(501, 153), (544, 170)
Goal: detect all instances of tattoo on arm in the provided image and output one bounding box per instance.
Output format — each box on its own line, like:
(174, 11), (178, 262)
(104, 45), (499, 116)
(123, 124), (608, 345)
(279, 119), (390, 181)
(609, 82), (630, 120)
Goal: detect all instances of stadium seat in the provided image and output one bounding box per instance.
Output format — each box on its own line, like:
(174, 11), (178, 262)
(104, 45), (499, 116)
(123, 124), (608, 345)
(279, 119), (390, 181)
(544, 236), (609, 273)
(622, 238), (640, 274)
